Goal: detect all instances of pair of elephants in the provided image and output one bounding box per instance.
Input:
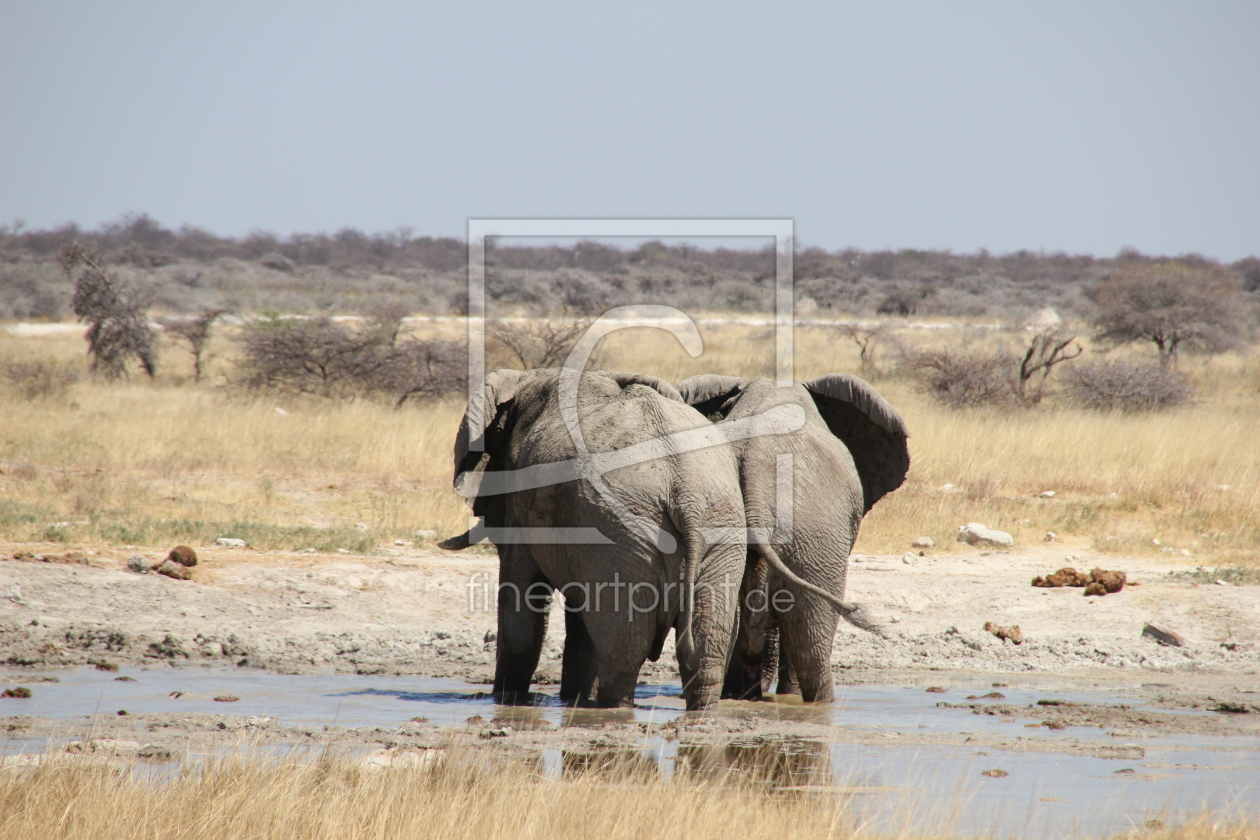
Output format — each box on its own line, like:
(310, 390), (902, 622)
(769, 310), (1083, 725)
(440, 367), (909, 711)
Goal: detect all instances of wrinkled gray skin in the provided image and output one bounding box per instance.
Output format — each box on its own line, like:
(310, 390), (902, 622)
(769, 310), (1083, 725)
(676, 374), (910, 704)
(441, 369), (746, 711)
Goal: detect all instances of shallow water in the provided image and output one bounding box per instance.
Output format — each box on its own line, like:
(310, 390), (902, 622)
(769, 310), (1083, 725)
(3, 667), (1256, 838)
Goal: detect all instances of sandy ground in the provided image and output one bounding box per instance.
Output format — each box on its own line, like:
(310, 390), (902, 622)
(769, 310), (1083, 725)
(2, 539), (1258, 763)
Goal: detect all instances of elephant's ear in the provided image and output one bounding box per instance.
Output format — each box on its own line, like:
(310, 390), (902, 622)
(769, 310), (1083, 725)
(676, 374), (748, 420)
(608, 372), (684, 403)
(452, 368), (529, 502)
(801, 373), (910, 513)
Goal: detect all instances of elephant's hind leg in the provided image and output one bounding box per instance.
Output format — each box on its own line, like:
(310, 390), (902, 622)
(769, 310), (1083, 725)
(559, 609), (598, 705)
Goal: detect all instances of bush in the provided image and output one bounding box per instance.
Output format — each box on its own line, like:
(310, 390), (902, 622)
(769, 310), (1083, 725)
(906, 349), (1017, 409)
(1063, 359), (1192, 412)
(0, 357), (82, 400)
(235, 315), (465, 402)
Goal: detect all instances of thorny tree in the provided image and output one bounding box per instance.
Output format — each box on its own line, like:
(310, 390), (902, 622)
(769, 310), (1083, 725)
(487, 314), (591, 369)
(1091, 262), (1251, 368)
(60, 242), (158, 379)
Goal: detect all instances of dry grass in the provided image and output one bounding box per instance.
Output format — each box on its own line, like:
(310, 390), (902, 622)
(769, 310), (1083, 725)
(1, 320), (1258, 563)
(1, 752), (846, 840)
(0, 752), (1253, 840)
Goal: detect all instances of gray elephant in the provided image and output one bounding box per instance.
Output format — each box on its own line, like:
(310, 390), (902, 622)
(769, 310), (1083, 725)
(675, 373), (910, 703)
(440, 368), (747, 711)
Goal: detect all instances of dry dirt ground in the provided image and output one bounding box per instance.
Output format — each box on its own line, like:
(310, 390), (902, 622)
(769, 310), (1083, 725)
(2, 539), (1258, 762)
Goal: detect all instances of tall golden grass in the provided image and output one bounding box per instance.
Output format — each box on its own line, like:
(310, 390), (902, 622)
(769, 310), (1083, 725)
(1, 321), (1257, 563)
(0, 752), (1254, 840)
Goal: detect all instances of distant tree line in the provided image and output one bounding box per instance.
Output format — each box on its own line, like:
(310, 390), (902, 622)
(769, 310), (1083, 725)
(2, 213), (1257, 325)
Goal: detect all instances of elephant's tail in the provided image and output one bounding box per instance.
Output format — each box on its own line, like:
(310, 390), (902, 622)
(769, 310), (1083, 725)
(752, 536), (888, 638)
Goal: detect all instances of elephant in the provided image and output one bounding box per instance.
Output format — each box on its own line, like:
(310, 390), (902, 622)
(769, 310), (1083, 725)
(440, 368), (748, 711)
(675, 373), (910, 703)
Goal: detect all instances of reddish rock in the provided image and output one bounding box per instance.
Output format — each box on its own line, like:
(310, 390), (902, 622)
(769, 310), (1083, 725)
(167, 545), (198, 567)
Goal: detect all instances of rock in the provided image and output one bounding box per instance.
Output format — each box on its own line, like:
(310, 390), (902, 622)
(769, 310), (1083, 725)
(214, 696), (239, 702)
(901, 552), (917, 565)
(479, 728), (511, 738)
(983, 622), (1024, 645)
(1038, 490), (1056, 498)
(1044, 531), (1057, 542)
(926, 686), (945, 693)
(355, 522), (368, 531)
(155, 559), (191, 580)
(393, 539), (413, 547)
(1142, 624), (1186, 647)
(167, 545), (197, 567)
(981, 768), (1009, 778)
(127, 554), (152, 574)
(88, 739), (141, 754)
(213, 537), (246, 548)
(1083, 582), (1107, 596)
(362, 748), (444, 771)
(138, 744), (177, 761)
(956, 523), (1013, 547)
(483, 629), (497, 645)
(911, 537), (933, 548)
(1, 687), (32, 698)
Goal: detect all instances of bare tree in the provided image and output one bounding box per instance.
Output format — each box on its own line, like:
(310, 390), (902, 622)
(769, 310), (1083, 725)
(60, 242), (157, 379)
(1014, 327), (1082, 406)
(160, 308), (228, 383)
(838, 323), (893, 375)
(488, 315), (590, 369)
(1091, 262), (1251, 368)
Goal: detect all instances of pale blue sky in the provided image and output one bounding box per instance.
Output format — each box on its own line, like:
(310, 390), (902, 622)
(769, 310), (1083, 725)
(1, 2), (1257, 259)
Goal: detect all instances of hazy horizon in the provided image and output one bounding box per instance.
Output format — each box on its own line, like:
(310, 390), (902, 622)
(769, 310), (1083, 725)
(2, 2), (1257, 261)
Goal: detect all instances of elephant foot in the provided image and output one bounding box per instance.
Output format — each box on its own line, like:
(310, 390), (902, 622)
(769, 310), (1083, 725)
(493, 688), (536, 706)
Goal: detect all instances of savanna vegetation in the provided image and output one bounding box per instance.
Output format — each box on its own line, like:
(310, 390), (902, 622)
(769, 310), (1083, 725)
(0, 216), (1257, 564)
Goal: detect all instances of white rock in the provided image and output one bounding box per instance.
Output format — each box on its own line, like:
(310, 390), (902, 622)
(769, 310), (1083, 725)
(911, 537), (933, 548)
(336, 548), (351, 554)
(361, 748), (444, 772)
(941, 483), (955, 491)
(127, 554), (152, 574)
(1151, 538), (1161, 546)
(1180, 549), (1191, 556)
(88, 739), (141, 754)
(213, 537), (246, 548)
(956, 522), (1014, 548)
(1044, 531), (1057, 542)
(394, 539), (413, 547)
(274, 407), (287, 415)
(297, 548), (318, 554)
(355, 522), (368, 531)
(1215, 484), (1231, 491)
(901, 552), (917, 565)
(1038, 490), (1056, 498)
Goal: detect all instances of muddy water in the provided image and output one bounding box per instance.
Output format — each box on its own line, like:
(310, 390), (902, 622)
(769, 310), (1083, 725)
(3, 667), (1257, 839)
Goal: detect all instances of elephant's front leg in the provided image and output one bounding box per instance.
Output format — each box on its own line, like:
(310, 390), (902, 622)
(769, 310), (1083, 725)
(494, 544), (551, 705)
